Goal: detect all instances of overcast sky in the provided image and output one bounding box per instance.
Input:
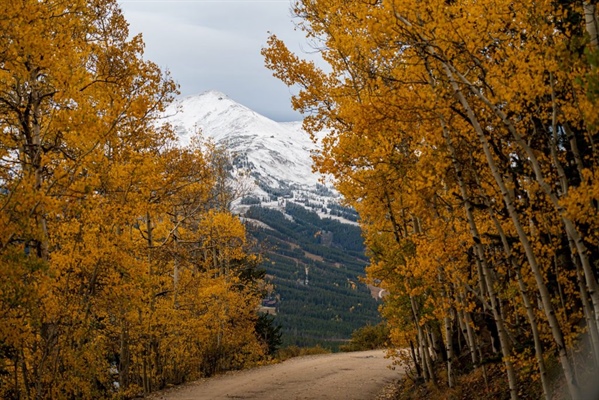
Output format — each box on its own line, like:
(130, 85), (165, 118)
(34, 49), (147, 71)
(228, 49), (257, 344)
(119, 0), (317, 122)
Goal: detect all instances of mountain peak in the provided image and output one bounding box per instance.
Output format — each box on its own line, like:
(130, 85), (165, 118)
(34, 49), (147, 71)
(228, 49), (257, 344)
(172, 90), (247, 121)
(196, 90), (230, 100)
(163, 91), (344, 217)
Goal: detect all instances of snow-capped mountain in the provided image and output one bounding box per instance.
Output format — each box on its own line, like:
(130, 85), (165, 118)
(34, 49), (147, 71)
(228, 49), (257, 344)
(164, 90), (323, 187)
(163, 91), (357, 224)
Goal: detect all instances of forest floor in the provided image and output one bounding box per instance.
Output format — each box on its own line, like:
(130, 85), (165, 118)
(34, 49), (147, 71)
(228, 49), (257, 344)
(385, 360), (597, 400)
(147, 350), (402, 400)
(388, 363), (514, 400)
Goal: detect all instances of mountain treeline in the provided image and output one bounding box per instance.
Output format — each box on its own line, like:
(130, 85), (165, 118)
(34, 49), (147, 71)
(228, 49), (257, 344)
(0, 1), (268, 398)
(247, 203), (366, 256)
(245, 204), (380, 348)
(264, 1), (599, 399)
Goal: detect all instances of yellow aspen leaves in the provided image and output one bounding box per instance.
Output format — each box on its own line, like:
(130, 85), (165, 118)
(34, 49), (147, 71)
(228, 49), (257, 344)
(265, 0), (599, 398)
(0, 1), (266, 398)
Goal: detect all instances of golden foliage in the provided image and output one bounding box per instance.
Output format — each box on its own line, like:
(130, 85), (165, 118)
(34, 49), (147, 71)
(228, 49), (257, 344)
(264, 1), (599, 399)
(0, 1), (266, 398)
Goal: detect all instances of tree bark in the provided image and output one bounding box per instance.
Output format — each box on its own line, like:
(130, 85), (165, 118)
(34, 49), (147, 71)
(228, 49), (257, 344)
(457, 291), (479, 368)
(442, 288), (455, 388)
(489, 210), (553, 400)
(172, 208), (180, 308)
(441, 62), (582, 400)
(442, 118), (519, 399)
(583, 2), (599, 49)
(410, 295), (435, 384)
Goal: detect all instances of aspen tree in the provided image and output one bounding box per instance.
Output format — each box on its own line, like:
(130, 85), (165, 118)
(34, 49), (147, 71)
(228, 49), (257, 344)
(264, 0), (599, 396)
(0, 1), (267, 398)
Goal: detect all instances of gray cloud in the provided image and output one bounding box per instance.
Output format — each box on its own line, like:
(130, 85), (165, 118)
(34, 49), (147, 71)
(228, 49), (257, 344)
(119, 0), (318, 121)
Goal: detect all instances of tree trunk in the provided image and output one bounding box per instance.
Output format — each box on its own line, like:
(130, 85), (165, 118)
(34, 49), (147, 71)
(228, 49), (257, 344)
(457, 291), (479, 368)
(490, 210), (552, 400)
(568, 234), (599, 368)
(172, 208), (180, 308)
(441, 62), (582, 400)
(583, 1), (599, 49)
(442, 118), (519, 399)
(451, 63), (599, 338)
(409, 340), (423, 381)
(410, 295), (435, 384)
(442, 297), (455, 387)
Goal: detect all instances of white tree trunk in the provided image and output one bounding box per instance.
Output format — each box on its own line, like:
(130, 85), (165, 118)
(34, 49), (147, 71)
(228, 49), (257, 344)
(441, 62), (582, 400)
(442, 119), (519, 399)
(584, 2), (599, 49)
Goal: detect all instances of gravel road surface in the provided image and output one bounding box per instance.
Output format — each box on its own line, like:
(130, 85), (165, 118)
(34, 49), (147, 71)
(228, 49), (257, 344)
(148, 350), (401, 400)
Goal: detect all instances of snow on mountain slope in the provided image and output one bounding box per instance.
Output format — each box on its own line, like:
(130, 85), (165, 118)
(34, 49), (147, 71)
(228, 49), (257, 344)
(162, 91), (361, 225)
(164, 90), (323, 189)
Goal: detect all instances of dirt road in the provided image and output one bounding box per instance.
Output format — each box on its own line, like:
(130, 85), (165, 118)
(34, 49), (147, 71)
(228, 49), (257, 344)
(149, 350), (401, 400)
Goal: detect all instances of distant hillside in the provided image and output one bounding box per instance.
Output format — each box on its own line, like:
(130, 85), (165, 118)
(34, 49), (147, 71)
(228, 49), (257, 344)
(244, 202), (380, 349)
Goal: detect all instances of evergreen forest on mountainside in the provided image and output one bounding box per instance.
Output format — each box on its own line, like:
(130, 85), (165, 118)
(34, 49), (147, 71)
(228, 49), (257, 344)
(244, 202), (380, 349)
